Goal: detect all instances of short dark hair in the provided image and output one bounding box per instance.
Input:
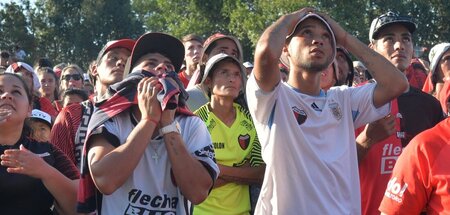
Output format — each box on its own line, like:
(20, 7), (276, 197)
(182, 34), (203, 44)
(62, 88), (89, 101)
(1, 51), (10, 58)
(35, 58), (53, 68)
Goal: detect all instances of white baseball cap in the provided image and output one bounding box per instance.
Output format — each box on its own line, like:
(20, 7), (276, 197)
(30, 109), (52, 127)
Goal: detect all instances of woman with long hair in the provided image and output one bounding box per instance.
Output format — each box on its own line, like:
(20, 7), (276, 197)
(36, 66), (59, 103)
(194, 54), (265, 214)
(0, 73), (79, 214)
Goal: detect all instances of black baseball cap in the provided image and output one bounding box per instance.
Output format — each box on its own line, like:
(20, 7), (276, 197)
(126, 32), (185, 74)
(369, 11), (416, 42)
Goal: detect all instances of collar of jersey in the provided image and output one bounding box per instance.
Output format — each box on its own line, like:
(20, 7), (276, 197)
(286, 83), (326, 97)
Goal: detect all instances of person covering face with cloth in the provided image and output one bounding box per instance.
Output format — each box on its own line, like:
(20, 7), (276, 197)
(246, 8), (409, 214)
(77, 32), (218, 215)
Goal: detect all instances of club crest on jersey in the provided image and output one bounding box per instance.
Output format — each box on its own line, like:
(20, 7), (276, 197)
(238, 134), (250, 150)
(328, 101), (342, 120)
(292, 106), (307, 125)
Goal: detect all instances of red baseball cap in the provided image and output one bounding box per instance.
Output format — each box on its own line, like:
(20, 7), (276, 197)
(96, 39), (135, 63)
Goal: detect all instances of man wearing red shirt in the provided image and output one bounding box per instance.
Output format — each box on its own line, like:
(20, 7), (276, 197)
(179, 34), (203, 88)
(379, 118), (450, 214)
(51, 39), (135, 168)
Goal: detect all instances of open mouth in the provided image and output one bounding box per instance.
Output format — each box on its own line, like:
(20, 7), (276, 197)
(0, 104), (15, 111)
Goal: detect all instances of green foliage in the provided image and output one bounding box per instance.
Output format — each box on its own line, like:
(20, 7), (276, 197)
(0, 2), (35, 63)
(1, 0), (449, 67)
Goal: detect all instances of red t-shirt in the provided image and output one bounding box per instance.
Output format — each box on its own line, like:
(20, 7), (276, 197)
(178, 69), (190, 89)
(422, 72), (434, 93)
(405, 65), (427, 90)
(50, 103), (83, 168)
(358, 87), (444, 215)
(438, 81), (450, 115)
(379, 118), (450, 214)
(37, 97), (59, 119)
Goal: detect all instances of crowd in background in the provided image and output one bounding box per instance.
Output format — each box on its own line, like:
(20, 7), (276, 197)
(0, 7), (449, 215)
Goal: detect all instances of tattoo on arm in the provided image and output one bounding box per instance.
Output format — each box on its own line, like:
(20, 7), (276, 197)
(165, 135), (179, 155)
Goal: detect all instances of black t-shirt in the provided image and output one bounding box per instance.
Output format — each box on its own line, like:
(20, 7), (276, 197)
(397, 87), (445, 147)
(0, 136), (79, 215)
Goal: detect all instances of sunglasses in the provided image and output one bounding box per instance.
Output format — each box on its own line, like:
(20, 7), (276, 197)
(61, 74), (82, 81)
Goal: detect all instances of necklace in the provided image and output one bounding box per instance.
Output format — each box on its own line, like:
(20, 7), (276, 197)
(151, 148), (159, 163)
(150, 141), (161, 163)
(130, 111), (163, 164)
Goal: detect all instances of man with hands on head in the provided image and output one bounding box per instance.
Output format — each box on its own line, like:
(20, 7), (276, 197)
(246, 7), (408, 214)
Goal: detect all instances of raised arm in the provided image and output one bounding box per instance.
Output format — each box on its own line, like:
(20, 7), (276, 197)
(319, 13), (409, 108)
(254, 8), (314, 92)
(1, 145), (79, 215)
(160, 96), (214, 204)
(160, 126), (214, 204)
(88, 77), (161, 194)
(87, 119), (157, 195)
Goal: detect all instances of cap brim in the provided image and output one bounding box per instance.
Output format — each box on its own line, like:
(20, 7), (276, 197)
(372, 21), (416, 40)
(202, 53), (246, 85)
(287, 13), (334, 39)
(96, 39), (135, 63)
(129, 32), (184, 73)
(30, 118), (52, 128)
(283, 13), (336, 69)
(106, 39), (135, 53)
(201, 35), (244, 63)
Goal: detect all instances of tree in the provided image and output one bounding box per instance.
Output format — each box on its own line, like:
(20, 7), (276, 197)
(0, 2), (35, 63)
(28, 0), (143, 69)
(1, 0), (449, 67)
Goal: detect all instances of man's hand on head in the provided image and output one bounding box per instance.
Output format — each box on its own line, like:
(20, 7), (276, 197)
(316, 12), (348, 48)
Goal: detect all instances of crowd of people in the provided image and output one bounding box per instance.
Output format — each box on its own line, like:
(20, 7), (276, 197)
(0, 7), (449, 215)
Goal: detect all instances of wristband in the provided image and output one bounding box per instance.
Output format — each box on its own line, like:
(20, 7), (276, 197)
(141, 117), (158, 125)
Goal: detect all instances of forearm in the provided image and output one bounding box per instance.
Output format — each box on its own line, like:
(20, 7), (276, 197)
(356, 128), (379, 163)
(256, 15), (293, 65)
(41, 166), (78, 215)
(254, 15), (295, 90)
(356, 141), (372, 163)
(219, 164), (265, 185)
(164, 132), (213, 204)
(213, 178), (228, 188)
(89, 120), (156, 194)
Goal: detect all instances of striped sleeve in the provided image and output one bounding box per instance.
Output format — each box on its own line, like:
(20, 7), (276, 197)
(240, 104), (265, 167)
(249, 134), (264, 166)
(50, 104), (82, 166)
(51, 144), (80, 179)
(194, 104), (210, 122)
